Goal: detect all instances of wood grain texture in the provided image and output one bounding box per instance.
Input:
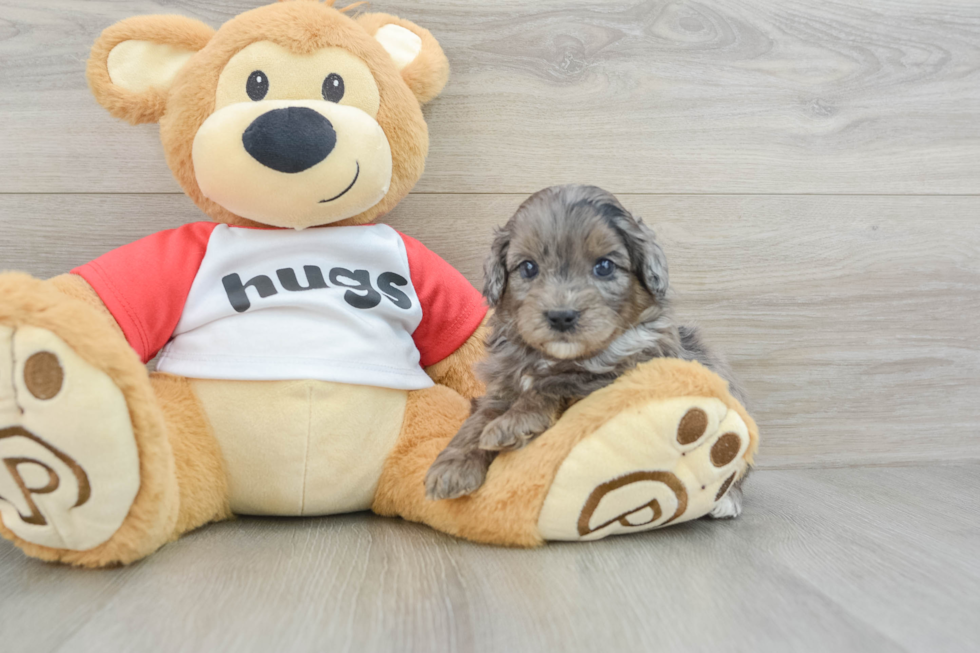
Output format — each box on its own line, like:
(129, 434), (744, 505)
(1, 465), (977, 653)
(1, 0), (979, 194)
(2, 193), (977, 469)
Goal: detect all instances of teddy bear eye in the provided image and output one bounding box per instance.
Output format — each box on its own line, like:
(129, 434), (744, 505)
(322, 73), (345, 102)
(246, 70), (269, 101)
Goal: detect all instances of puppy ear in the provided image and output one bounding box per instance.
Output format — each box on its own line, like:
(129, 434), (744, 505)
(482, 227), (510, 307)
(356, 13), (449, 104)
(87, 16), (214, 125)
(611, 212), (669, 299)
(633, 220), (670, 298)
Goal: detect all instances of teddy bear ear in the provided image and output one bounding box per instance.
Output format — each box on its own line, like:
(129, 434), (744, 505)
(87, 15), (215, 125)
(356, 13), (449, 105)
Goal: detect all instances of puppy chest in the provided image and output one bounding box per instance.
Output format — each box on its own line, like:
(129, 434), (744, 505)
(155, 223), (433, 390)
(190, 379), (407, 516)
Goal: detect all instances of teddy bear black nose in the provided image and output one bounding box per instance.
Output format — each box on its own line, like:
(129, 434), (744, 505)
(242, 107), (336, 174)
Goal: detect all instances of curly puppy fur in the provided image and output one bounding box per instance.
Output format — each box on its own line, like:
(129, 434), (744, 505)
(426, 185), (747, 516)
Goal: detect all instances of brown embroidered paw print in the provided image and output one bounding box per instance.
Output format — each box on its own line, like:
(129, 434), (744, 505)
(538, 397), (751, 541)
(0, 325), (140, 551)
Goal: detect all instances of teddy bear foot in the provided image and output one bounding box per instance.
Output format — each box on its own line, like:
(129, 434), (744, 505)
(537, 396), (751, 542)
(0, 324), (141, 551)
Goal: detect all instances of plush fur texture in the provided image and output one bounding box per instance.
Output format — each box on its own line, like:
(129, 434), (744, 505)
(149, 373), (233, 537)
(87, 15), (216, 125)
(2, 0), (458, 566)
(87, 1), (446, 229)
(48, 273), (125, 339)
(376, 356), (757, 547)
(424, 322), (490, 401)
(0, 274), (181, 567)
(355, 12), (450, 104)
(0, 278), (234, 565)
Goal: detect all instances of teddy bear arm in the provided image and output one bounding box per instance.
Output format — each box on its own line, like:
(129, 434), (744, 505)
(423, 322), (489, 401)
(47, 274), (126, 341)
(377, 358), (759, 547)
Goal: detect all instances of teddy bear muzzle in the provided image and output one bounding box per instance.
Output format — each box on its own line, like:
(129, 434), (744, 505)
(192, 99), (393, 230)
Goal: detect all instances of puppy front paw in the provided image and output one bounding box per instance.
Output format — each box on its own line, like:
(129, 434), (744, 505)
(708, 484), (743, 519)
(425, 450), (491, 501)
(478, 412), (551, 452)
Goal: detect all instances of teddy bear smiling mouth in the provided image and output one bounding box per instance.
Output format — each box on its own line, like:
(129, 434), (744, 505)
(319, 161), (360, 204)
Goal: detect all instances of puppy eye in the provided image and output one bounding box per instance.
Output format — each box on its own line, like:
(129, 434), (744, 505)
(246, 71), (269, 101)
(322, 73), (345, 102)
(593, 258), (615, 278)
(519, 260), (539, 279)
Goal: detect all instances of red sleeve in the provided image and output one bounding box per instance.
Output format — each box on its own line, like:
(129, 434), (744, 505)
(398, 232), (488, 367)
(72, 222), (218, 363)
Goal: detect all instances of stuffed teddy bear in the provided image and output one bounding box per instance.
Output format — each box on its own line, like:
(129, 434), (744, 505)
(0, 0), (758, 567)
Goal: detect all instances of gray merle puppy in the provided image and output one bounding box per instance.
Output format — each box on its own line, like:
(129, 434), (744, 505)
(425, 185), (746, 519)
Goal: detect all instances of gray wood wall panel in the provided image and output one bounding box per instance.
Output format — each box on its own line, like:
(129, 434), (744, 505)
(1, 0), (979, 193)
(2, 193), (978, 469)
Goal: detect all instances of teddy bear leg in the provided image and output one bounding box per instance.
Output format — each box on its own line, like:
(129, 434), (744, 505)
(149, 373), (232, 539)
(533, 358), (759, 542)
(373, 359), (759, 547)
(0, 273), (223, 566)
(371, 384), (550, 547)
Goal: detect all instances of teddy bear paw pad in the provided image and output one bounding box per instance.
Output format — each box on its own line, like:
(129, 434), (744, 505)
(537, 397), (749, 542)
(0, 325), (140, 550)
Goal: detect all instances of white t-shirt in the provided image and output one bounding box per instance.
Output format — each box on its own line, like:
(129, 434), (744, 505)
(74, 222), (487, 390)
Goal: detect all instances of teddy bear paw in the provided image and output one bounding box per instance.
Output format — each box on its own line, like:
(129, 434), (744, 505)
(537, 396), (750, 541)
(0, 325), (140, 551)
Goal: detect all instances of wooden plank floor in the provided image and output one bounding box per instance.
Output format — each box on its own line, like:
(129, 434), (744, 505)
(1, 1), (979, 651)
(2, 464), (978, 653)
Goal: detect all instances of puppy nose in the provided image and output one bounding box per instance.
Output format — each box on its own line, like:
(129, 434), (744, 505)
(242, 107), (336, 173)
(546, 309), (580, 332)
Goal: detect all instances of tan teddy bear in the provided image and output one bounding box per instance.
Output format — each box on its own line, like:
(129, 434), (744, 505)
(0, 0), (758, 567)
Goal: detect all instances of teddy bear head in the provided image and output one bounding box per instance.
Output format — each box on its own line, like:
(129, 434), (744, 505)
(87, 0), (448, 229)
